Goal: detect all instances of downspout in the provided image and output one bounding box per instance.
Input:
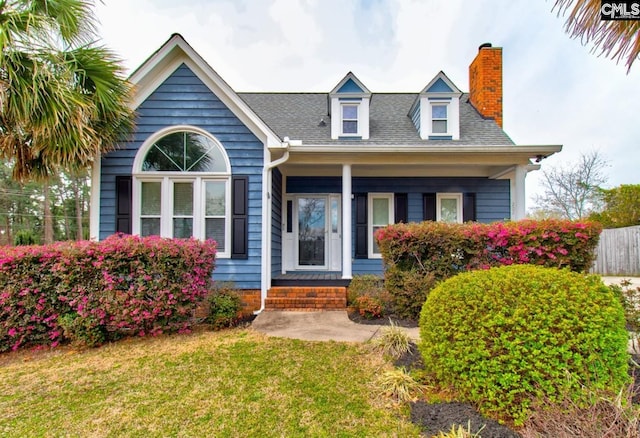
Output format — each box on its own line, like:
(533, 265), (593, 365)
(256, 144), (291, 314)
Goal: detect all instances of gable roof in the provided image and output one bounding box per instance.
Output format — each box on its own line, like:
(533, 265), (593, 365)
(129, 33), (282, 148)
(420, 71), (462, 95)
(329, 72), (371, 97)
(239, 92), (513, 146)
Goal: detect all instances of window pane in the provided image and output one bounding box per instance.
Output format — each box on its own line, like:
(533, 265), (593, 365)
(432, 120), (447, 134)
(142, 131), (227, 172)
(173, 218), (193, 238)
(141, 182), (161, 215)
(205, 218), (225, 250)
(440, 198), (458, 223)
(343, 120), (358, 134)
(141, 218), (160, 236)
(173, 182), (193, 215)
(432, 105), (447, 119)
(342, 105), (358, 119)
(205, 181), (225, 216)
(372, 198), (389, 225)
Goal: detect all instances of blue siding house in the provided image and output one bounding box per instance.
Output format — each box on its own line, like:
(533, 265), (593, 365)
(90, 34), (561, 312)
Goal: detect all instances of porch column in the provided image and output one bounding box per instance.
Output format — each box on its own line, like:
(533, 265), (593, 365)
(511, 164), (527, 220)
(342, 164), (352, 279)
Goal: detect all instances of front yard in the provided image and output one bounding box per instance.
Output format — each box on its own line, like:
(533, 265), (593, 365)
(0, 329), (420, 437)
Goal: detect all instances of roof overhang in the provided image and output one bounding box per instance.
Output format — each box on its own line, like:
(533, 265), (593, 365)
(276, 144), (562, 178)
(129, 34), (282, 149)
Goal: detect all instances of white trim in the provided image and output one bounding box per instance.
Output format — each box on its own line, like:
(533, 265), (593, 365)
(89, 154), (101, 240)
(129, 34), (281, 149)
(342, 164), (352, 279)
(436, 193), (463, 223)
(259, 148), (291, 313)
(511, 165), (527, 220)
(420, 98), (460, 140)
(132, 125), (231, 175)
(368, 193), (394, 259)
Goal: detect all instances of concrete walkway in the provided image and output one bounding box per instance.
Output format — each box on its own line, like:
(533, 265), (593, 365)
(251, 310), (420, 343)
(252, 277), (639, 343)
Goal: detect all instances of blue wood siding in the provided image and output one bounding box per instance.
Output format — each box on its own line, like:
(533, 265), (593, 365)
(99, 63), (264, 289)
(286, 176), (510, 276)
(410, 104), (420, 131)
(271, 169), (283, 278)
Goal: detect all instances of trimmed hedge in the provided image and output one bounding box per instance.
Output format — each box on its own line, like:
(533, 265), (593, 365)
(376, 219), (602, 319)
(0, 234), (216, 351)
(419, 265), (629, 425)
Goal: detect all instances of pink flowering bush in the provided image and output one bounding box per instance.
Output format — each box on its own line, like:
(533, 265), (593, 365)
(0, 234), (216, 351)
(376, 219), (602, 319)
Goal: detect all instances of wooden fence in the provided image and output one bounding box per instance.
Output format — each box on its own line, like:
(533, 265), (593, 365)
(591, 225), (640, 276)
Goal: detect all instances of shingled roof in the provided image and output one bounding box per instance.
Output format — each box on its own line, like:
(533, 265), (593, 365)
(238, 92), (514, 146)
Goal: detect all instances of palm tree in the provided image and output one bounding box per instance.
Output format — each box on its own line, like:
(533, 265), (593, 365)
(0, 0), (135, 182)
(554, 0), (640, 71)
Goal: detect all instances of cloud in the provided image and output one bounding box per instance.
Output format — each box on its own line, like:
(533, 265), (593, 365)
(95, 0), (640, 210)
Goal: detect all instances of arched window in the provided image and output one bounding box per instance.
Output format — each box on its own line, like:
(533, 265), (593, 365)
(132, 126), (231, 256)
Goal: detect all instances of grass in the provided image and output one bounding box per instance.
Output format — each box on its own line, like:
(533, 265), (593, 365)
(0, 329), (421, 437)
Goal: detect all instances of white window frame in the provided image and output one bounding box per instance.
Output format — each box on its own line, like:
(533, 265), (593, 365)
(132, 126), (232, 258)
(340, 103), (360, 137)
(368, 193), (394, 259)
(431, 103), (448, 134)
(436, 193), (463, 224)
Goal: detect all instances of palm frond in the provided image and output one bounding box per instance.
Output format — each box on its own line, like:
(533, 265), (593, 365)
(554, 0), (640, 71)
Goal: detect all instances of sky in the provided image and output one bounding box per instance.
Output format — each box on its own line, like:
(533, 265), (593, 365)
(94, 0), (639, 211)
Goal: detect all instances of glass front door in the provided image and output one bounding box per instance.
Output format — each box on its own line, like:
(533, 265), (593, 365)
(297, 197), (327, 267)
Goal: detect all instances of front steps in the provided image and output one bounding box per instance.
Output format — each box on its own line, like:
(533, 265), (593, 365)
(265, 286), (347, 311)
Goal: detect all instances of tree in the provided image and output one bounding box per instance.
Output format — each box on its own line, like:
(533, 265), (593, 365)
(590, 184), (640, 228)
(0, 0), (135, 181)
(554, 0), (640, 71)
(533, 151), (608, 220)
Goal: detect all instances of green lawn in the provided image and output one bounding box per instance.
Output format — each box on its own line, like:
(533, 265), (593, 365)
(0, 329), (421, 437)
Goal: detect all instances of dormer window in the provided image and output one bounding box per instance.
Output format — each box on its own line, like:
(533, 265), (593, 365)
(431, 104), (448, 134)
(410, 71), (462, 140)
(341, 104), (359, 135)
(329, 72), (371, 140)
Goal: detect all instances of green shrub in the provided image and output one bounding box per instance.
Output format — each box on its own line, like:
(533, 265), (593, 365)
(205, 283), (241, 330)
(354, 295), (383, 319)
(348, 274), (391, 317)
(13, 229), (38, 246)
(347, 274), (385, 305)
(419, 265), (629, 426)
(58, 312), (106, 348)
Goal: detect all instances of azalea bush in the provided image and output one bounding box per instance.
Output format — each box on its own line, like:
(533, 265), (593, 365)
(376, 219), (601, 319)
(0, 234), (216, 351)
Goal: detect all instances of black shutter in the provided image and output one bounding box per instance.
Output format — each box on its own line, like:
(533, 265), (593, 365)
(423, 193), (436, 221)
(355, 193), (368, 258)
(394, 193), (408, 223)
(231, 175), (248, 259)
(463, 193), (476, 222)
(115, 176), (132, 234)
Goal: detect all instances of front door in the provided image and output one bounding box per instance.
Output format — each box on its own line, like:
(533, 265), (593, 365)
(297, 196), (327, 268)
(284, 194), (341, 271)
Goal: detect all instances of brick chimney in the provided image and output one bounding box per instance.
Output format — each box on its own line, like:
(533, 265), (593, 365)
(469, 43), (503, 128)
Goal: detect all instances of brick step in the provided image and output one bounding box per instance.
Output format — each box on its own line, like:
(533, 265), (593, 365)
(265, 287), (347, 311)
(267, 287), (347, 299)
